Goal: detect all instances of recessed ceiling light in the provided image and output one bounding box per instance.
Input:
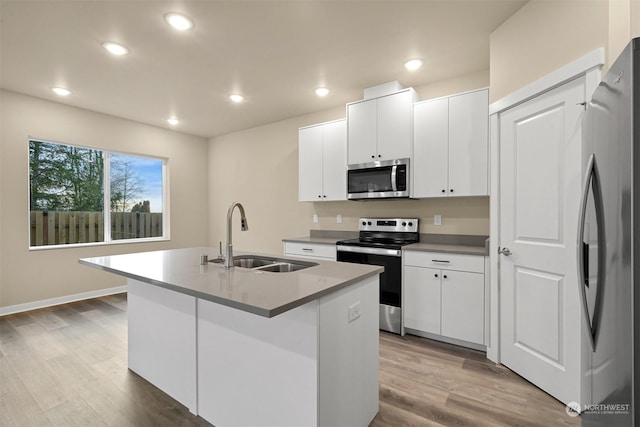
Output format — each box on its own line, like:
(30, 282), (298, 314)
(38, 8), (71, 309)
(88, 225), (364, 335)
(165, 13), (194, 31)
(404, 59), (423, 71)
(167, 117), (179, 126)
(315, 87), (330, 97)
(102, 42), (129, 56)
(51, 87), (71, 96)
(229, 94), (244, 103)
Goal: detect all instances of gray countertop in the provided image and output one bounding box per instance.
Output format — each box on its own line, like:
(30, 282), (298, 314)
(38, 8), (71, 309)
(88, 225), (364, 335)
(403, 242), (488, 256)
(284, 230), (490, 256)
(79, 247), (382, 318)
(282, 236), (345, 245)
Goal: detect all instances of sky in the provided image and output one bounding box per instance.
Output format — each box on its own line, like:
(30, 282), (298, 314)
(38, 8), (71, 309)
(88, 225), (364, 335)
(112, 154), (164, 213)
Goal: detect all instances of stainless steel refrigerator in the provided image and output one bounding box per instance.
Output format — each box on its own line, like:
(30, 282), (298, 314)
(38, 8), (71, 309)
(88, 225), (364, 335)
(579, 36), (639, 426)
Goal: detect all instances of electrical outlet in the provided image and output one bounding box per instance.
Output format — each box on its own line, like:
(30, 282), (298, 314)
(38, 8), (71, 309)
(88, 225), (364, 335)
(337, 214), (342, 224)
(348, 302), (361, 323)
(313, 214), (318, 224)
(434, 214), (442, 226)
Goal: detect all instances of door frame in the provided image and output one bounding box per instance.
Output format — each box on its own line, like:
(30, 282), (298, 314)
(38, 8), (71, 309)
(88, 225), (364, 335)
(486, 48), (604, 363)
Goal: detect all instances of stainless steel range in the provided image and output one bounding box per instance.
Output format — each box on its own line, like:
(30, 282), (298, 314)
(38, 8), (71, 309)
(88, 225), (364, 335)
(336, 218), (419, 334)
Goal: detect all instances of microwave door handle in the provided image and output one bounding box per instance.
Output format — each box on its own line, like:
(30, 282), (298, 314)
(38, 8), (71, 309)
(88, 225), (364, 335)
(391, 165), (397, 191)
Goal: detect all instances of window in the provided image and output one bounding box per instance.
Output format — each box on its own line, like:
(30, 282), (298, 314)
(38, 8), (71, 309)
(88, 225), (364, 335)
(29, 139), (167, 248)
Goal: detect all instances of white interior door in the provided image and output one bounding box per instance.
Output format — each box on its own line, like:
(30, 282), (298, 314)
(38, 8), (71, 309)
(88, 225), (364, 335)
(498, 76), (585, 406)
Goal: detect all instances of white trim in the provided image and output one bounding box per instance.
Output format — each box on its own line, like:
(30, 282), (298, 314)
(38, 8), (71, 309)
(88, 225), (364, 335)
(404, 327), (487, 352)
(29, 236), (169, 251)
(487, 113), (500, 364)
(414, 86), (490, 106)
(0, 285), (127, 316)
(299, 117), (346, 131)
(489, 48), (605, 115)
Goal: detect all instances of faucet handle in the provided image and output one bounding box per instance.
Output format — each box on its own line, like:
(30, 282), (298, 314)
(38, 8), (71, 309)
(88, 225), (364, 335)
(218, 241), (224, 259)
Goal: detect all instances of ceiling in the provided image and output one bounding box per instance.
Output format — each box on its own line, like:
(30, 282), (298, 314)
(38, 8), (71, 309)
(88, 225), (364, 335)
(1, 1), (526, 139)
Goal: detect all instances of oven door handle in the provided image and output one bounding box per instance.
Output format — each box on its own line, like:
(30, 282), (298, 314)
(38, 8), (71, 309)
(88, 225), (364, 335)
(336, 245), (401, 257)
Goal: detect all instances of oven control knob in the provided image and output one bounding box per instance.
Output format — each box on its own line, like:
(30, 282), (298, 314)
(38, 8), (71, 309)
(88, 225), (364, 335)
(408, 222), (413, 227)
(367, 221), (372, 226)
(361, 221), (366, 226)
(402, 222), (406, 226)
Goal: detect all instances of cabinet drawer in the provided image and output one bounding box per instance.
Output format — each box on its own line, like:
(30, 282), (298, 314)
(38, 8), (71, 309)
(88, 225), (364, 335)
(403, 250), (484, 273)
(284, 242), (336, 260)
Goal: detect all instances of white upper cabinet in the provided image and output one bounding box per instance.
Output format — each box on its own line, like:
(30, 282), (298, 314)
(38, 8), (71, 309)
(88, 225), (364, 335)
(377, 90), (415, 161)
(448, 90), (489, 196)
(298, 119), (347, 202)
(413, 98), (449, 197)
(413, 88), (489, 198)
(347, 89), (417, 165)
(346, 100), (377, 165)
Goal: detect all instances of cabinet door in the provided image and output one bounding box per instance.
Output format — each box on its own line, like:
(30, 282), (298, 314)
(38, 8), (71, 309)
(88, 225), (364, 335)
(298, 126), (324, 201)
(322, 120), (347, 201)
(403, 266), (441, 334)
(378, 90), (413, 161)
(440, 270), (484, 344)
(448, 90), (488, 196)
(347, 100), (377, 165)
(413, 98), (449, 198)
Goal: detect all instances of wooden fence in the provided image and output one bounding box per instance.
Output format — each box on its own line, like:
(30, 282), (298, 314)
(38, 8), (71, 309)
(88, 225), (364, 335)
(30, 211), (163, 246)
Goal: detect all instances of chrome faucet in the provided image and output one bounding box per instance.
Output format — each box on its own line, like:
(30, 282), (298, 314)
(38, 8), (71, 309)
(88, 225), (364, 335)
(224, 201), (249, 269)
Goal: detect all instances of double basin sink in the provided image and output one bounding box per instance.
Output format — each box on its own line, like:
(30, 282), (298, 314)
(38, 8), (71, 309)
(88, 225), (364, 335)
(210, 255), (317, 273)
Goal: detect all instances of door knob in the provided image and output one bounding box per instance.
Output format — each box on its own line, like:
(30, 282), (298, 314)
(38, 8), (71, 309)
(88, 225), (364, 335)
(498, 247), (512, 256)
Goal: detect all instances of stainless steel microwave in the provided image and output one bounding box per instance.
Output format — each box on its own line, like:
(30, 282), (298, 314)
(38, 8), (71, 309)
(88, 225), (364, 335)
(347, 158), (409, 200)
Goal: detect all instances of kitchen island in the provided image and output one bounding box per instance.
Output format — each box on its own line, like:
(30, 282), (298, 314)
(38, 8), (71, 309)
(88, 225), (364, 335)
(80, 247), (382, 427)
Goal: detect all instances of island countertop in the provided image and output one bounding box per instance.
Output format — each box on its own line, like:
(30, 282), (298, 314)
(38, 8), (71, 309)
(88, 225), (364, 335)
(79, 247), (383, 318)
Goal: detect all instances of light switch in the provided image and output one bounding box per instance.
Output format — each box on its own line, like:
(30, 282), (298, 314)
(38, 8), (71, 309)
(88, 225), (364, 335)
(313, 214), (318, 224)
(434, 215), (442, 226)
(337, 214), (342, 224)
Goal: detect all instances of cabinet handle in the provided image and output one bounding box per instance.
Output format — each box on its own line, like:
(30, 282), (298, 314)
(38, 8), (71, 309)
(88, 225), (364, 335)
(318, 195), (321, 198)
(371, 155), (375, 159)
(443, 275), (448, 279)
(434, 273), (438, 278)
(378, 154), (381, 158)
(323, 195), (326, 198)
(441, 189), (446, 193)
(431, 259), (450, 263)
(302, 248), (314, 252)
(450, 189), (454, 193)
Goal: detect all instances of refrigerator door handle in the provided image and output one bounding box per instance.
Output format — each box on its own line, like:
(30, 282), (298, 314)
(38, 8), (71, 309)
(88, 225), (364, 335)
(577, 153), (607, 351)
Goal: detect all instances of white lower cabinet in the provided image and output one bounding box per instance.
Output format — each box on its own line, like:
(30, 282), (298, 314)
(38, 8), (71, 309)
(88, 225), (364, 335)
(440, 270), (484, 344)
(403, 250), (485, 347)
(404, 266), (440, 334)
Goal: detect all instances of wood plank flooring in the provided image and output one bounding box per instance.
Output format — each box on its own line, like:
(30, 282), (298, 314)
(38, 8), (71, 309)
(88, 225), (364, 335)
(0, 293), (580, 426)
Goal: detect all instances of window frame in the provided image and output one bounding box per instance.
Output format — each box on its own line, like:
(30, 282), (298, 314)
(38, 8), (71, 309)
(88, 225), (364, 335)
(28, 138), (170, 250)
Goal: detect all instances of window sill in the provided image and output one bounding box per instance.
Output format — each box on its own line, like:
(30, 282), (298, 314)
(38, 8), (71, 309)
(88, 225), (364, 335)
(29, 236), (170, 251)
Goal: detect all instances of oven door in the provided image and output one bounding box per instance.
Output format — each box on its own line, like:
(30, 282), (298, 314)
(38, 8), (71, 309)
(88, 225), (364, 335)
(347, 159), (409, 200)
(336, 245), (402, 334)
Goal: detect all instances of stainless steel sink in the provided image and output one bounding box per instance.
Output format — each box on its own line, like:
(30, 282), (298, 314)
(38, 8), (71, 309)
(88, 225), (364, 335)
(209, 255), (317, 272)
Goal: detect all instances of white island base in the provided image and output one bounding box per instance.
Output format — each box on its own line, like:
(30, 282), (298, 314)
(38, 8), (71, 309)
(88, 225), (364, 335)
(127, 275), (379, 427)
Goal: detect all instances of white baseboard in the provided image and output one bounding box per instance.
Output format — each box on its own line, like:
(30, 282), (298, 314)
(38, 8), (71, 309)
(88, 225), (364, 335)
(0, 286), (127, 316)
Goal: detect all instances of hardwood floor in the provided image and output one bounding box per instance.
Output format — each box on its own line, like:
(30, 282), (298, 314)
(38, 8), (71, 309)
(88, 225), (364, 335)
(0, 293), (580, 426)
